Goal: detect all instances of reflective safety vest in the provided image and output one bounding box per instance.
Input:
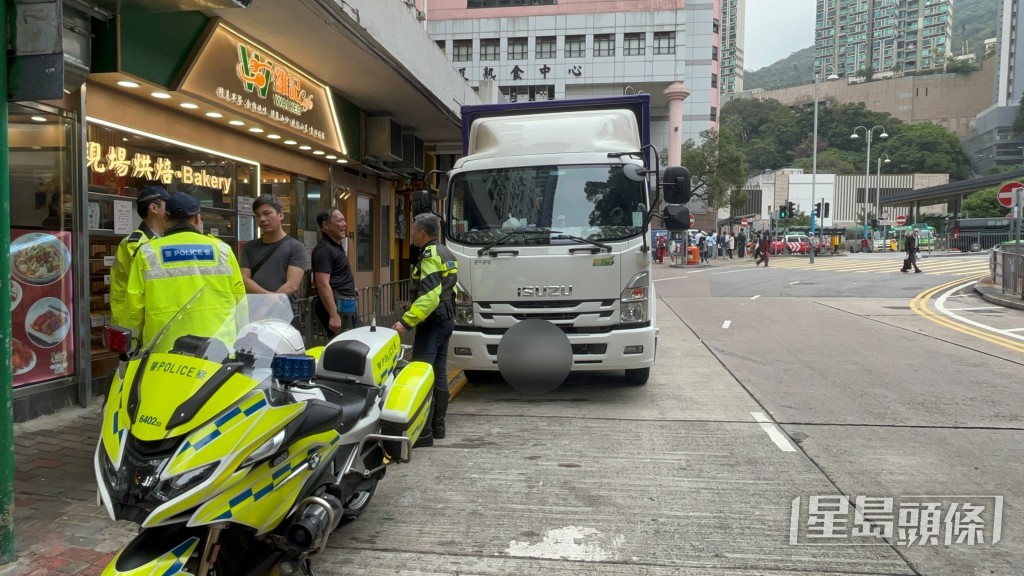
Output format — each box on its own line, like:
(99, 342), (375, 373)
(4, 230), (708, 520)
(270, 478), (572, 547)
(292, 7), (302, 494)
(400, 241), (458, 330)
(110, 225), (158, 327)
(122, 228), (245, 346)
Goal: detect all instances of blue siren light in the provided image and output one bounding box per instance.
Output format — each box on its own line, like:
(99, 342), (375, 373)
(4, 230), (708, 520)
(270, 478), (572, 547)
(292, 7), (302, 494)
(272, 355), (316, 382)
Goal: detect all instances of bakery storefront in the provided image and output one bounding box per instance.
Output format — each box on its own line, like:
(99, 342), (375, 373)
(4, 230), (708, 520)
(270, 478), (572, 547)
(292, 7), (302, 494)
(78, 16), (354, 404)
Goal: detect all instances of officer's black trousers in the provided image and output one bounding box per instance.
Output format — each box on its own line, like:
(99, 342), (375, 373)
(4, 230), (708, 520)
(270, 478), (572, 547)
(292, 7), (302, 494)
(412, 316), (454, 431)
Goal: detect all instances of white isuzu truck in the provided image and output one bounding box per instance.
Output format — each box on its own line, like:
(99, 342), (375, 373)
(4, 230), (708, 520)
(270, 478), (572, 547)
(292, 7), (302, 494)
(438, 95), (691, 388)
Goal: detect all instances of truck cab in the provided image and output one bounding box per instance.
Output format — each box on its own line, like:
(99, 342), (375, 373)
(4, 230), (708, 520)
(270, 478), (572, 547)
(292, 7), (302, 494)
(441, 96), (688, 387)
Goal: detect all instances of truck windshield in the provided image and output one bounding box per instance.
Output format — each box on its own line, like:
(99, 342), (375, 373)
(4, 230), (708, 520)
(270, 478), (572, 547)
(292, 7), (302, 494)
(447, 164), (646, 245)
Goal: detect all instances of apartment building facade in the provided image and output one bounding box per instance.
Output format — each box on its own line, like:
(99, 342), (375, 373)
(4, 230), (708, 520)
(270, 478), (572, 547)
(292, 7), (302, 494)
(720, 0), (745, 96)
(424, 0), (722, 155)
(815, 0), (953, 79)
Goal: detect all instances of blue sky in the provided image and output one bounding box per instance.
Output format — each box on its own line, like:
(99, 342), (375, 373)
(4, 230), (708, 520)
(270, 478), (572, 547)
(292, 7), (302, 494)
(743, 0), (816, 71)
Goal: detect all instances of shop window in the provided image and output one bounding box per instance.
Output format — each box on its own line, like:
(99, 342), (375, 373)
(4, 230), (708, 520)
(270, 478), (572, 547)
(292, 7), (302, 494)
(260, 167), (296, 238)
(8, 105), (77, 389)
(356, 195), (373, 272)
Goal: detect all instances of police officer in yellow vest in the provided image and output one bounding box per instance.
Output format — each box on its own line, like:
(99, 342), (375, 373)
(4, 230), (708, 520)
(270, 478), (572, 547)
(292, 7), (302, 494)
(122, 192), (245, 347)
(392, 213), (458, 447)
(109, 186), (169, 327)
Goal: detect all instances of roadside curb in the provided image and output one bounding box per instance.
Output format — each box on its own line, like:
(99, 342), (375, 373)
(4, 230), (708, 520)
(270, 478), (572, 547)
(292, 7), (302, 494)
(974, 280), (1024, 312)
(448, 370), (468, 400)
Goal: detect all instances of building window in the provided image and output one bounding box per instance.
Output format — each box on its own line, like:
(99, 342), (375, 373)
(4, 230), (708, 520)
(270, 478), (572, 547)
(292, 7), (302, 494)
(453, 39), (473, 62)
(654, 31), (675, 55)
(435, 40), (445, 53)
(468, 0), (556, 6)
(711, 73), (718, 88)
(624, 32), (645, 56)
(536, 36), (556, 59)
(508, 37), (528, 60)
(713, 18), (720, 34)
(712, 45), (719, 61)
(594, 34), (615, 57)
(565, 35), (585, 58)
(481, 38), (500, 61)
(710, 106), (718, 121)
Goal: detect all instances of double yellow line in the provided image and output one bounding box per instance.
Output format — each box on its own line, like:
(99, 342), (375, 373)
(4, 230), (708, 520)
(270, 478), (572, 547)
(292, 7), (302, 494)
(910, 274), (1024, 354)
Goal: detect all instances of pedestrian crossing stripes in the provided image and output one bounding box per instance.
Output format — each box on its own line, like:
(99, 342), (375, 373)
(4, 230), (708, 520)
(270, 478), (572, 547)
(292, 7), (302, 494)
(759, 256), (990, 276)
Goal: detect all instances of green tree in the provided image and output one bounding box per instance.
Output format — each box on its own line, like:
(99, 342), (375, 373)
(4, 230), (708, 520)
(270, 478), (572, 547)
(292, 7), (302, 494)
(961, 187), (1008, 218)
(680, 127), (748, 212)
(882, 123), (973, 180)
(793, 148), (858, 174)
(1013, 94), (1024, 135)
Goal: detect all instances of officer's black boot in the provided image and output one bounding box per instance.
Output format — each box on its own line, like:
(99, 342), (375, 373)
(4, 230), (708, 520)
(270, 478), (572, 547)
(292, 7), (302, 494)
(432, 388), (449, 440)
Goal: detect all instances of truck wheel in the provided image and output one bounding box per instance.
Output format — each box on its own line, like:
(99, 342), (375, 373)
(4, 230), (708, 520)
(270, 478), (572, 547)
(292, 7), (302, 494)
(624, 367), (650, 386)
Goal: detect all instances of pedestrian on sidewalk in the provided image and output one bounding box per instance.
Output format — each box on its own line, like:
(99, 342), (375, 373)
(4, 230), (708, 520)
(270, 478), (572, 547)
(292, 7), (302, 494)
(110, 186), (168, 327)
(727, 233), (735, 259)
(756, 231), (771, 267)
(901, 228), (922, 273)
(668, 238), (678, 265)
(312, 208), (360, 336)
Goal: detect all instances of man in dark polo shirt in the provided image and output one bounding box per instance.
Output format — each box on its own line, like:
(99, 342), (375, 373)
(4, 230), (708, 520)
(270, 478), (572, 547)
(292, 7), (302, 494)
(312, 208), (359, 336)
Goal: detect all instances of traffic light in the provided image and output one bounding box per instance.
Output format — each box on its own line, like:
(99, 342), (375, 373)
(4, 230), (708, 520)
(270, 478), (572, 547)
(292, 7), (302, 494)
(823, 202), (830, 218)
(815, 202), (822, 217)
(778, 203), (787, 219)
(787, 201), (796, 219)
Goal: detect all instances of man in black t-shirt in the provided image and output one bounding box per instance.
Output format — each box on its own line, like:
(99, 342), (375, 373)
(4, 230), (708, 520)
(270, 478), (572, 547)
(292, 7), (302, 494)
(312, 208), (359, 336)
(240, 195), (309, 327)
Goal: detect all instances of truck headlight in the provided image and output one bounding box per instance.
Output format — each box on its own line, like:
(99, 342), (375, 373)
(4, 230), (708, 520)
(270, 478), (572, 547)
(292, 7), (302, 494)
(620, 271), (649, 324)
(454, 282), (474, 326)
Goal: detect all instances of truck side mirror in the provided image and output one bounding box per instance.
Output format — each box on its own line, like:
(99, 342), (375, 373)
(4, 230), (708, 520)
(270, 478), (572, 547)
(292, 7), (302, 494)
(662, 205), (691, 231)
(427, 169), (449, 197)
(662, 166), (692, 204)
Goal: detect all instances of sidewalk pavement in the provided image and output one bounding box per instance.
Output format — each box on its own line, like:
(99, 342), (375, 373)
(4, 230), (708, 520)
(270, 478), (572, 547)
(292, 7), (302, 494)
(1, 369), (469, 576)
(974, 279), (1024, 312)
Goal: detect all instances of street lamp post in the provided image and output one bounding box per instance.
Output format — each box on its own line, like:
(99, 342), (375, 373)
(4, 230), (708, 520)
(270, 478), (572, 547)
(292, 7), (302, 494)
(875, 153), (891, 250)
(851, 125), (888, 248)
(810, 67), (838, 264)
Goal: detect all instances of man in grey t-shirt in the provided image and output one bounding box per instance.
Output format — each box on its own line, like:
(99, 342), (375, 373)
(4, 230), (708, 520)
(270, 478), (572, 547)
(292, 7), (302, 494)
(240, 194), (309, 326)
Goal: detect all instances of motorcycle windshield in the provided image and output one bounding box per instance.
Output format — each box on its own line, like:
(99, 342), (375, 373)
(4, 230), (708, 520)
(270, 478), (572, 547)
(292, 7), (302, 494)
(140, 286), (296, 369)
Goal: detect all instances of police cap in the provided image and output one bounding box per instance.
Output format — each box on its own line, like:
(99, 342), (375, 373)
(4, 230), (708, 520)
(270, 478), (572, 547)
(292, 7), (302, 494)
(166, 192), (201, 218)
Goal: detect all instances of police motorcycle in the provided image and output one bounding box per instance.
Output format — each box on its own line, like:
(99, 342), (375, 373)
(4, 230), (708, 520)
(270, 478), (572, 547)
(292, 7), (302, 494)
(95, 287), (434, 575)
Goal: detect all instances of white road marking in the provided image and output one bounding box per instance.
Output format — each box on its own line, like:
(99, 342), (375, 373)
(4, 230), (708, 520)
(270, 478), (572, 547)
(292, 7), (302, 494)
(1007, 328), (1024, 333)
(944, 306), (1003, 311)
(712, 268), (762, 275)
(751, 412), (796, 452)
(789, 281), (800, 285)
(750, 295), (761, 300)
(653, 276), (689, 282)
(686, 269), (705, 274)
(935, 281), (1024, 342)
(722, 320), (731, 329)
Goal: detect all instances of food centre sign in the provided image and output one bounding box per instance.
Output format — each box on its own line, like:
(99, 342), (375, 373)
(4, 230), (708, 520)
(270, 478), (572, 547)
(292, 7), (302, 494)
(177, 21), (346, 155)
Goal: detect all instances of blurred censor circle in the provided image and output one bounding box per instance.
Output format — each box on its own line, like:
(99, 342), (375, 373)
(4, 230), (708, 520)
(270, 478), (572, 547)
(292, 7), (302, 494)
(497, 319), (573, 394)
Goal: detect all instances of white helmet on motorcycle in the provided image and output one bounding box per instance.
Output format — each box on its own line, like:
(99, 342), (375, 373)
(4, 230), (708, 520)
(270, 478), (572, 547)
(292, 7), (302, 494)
(233, 319), (305, 363)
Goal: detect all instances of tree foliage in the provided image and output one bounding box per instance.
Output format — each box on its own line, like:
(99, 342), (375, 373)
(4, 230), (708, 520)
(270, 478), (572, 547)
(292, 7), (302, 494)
(680, 127), (748, 211)
(1014, 94), (1024, 135)
(960, 187), (1008, 218)
(720, 98), (973, 181)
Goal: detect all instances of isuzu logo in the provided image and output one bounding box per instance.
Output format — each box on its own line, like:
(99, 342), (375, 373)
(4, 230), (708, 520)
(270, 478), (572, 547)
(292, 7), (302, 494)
(517, 285), (573, 297)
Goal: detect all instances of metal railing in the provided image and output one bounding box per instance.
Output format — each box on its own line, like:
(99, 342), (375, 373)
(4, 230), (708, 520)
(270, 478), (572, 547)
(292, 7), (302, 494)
(297, 279), (415, 348)
(1000, 250), (1024, 298)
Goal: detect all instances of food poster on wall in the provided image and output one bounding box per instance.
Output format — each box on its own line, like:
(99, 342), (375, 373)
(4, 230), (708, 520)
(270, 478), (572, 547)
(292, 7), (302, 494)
(10, 229), (75, 387)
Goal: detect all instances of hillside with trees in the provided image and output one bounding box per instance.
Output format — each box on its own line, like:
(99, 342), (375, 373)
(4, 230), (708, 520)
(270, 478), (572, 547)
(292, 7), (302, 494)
(744, 0), (998, 92)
